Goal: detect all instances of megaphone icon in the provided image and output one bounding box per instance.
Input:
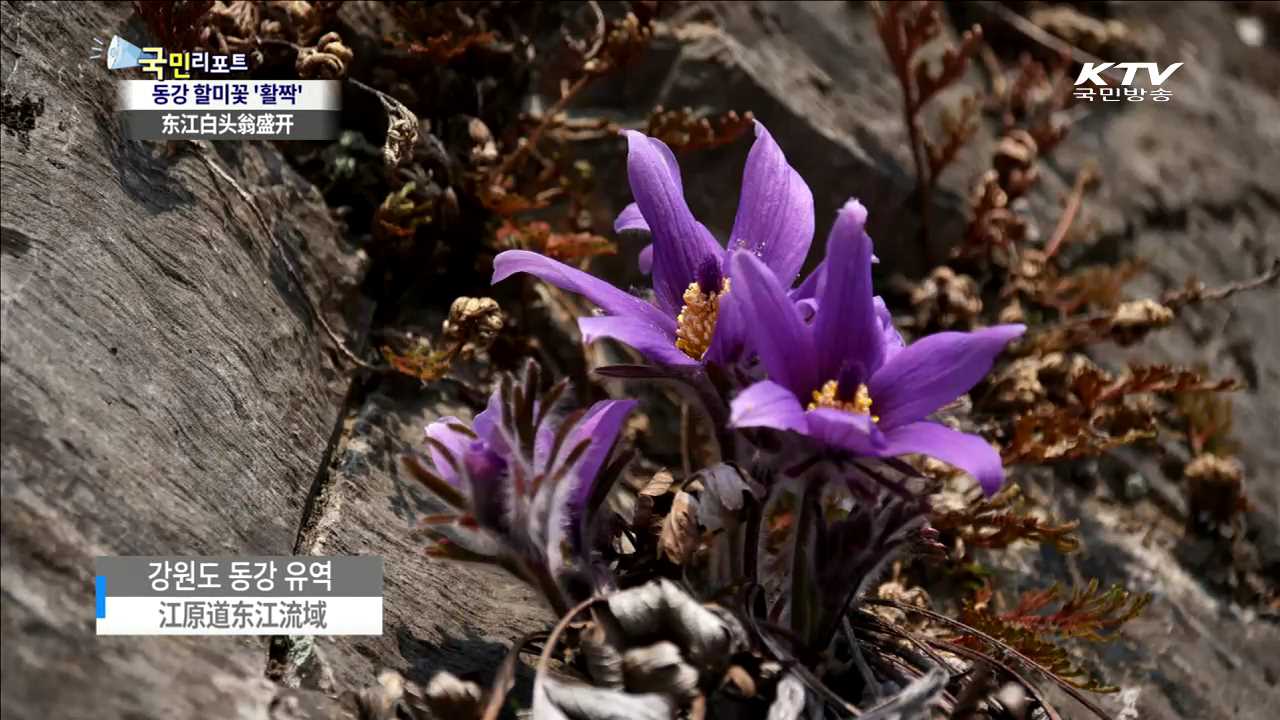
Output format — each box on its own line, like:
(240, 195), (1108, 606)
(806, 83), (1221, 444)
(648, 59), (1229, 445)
(106, 35), (147, 70)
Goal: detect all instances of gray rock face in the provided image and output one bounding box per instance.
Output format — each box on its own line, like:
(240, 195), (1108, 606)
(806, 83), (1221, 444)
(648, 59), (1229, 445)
(1, 1), (363, 718)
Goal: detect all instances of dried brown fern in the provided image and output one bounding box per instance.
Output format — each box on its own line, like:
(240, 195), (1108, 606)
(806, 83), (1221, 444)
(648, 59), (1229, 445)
(930, 484), (1080, 556)
(645, 107), (756, 155)
(872, 0), (983, 250)
(133, 0), (215, 49)
(495, 220), (617, 267)
(951, 580), (1149, 693)
(1028, 261), (1280, 353)
(379, 297), (504, 382)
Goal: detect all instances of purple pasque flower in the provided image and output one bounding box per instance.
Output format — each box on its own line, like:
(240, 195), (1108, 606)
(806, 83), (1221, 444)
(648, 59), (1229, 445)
(408, 363), (635, 611)
(492, 121), (814, 367)
(727, 200), (1024, 494)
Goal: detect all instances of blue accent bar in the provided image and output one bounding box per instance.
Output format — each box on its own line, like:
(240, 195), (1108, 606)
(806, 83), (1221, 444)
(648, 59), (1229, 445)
(95, 576), (106, 619)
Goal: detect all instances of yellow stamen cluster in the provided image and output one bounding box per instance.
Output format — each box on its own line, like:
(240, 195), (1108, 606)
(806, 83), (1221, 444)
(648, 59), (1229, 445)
(675, 278), (730, 360)
(808, 380), (878, 421)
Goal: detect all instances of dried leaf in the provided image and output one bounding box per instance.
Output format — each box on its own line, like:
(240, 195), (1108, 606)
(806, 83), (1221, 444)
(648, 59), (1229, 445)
(641, 470), (675, 499)
(346, 669), (405, 720)
(622, 641), (700, 701)
(1184, 453), (1248, 531)
(695, 463), (762, 532)
(930, 484), (1080, 555)
(953, 580), (1150, 693)
(645, 106), (756, 154)
(422, 671), (483, 719)
(630, 469), (674, 530)
(722, 665), (757, 699)
(1074, 364), (1239, 411)
(134, 0), (216, 50)
(1037, 261), (1145, 316)
(544, 230), (617, 264)
(1028, 5), (1143, 57)
(872, 1), (984, 246)
(380, 343), (454, 382)
(584, 11), (655, 76)
(765, 671), (808, 720)
(374, 90), (418, 170)
(497, 219), (618, 264)
(581, 621), (626, 689)
(536, 676), (675, 720)
(909, 266), (983, 331)
(659, 491), (699, 565)
(991, 580), (1150, 641)
(1176, 390), (1238, 456)
(441, 297), (505, 358)
(402, 31), (498, 62)
(480, 185), (554, 216)
(606, 579), (748, 668)
(1002, 406), (1156, 464)
(297, 31), (353, 79)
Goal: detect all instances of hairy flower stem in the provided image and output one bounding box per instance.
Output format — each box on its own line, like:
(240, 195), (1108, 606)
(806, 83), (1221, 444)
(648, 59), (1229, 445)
(790, 480), (818, 647)
(741, 495), (762, 585)
(693, 368), (736, 461)
(506, 556), (572, 618)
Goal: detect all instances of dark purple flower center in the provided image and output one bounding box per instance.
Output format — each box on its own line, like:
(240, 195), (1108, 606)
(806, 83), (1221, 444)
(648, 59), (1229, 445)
(675, 257), (731, 360)
(807, 362), (877, 419)
(464, 443), (508, 486)
(835, 362), (868, 401)
(695, 256), (723, 295)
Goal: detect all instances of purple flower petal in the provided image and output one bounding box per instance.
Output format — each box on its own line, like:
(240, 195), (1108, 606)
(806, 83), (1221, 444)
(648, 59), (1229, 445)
(867, 324), (1026, 429)
(873, 296), (905, 361)
(425, 416), (471, 486)
(565, 399), (637, 515)
(729, 250), (818, 397)
(790, 254), (879, 305)
(730, 380), (808, 432)
(795, 297), (818, 322)
(473, 390), (510, 457)
(614, 202), (649, 234)
(703, 280), (750, 365)
(615, 203), (653, 274)
(727, 121), (814, 286)
(534, 403), (557, 471)
(638, 244), (654, 274)
(623, 130), (723, 315)
(493, 250), (675, 334)
(790, 257), (824, 303)
(578, 315), (697, 367)
(803, 408), (886, 455)
(462, 442), (509, 528)
(879, 421), (1007, 495)
(814, 200), (882, 384)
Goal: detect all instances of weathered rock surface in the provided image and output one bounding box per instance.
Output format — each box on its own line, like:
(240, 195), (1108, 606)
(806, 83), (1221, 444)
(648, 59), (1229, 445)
(1, 1), (363, 718)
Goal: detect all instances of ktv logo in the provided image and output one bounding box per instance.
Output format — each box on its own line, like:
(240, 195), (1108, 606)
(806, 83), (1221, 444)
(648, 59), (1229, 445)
(1072, 62), (1184, 103)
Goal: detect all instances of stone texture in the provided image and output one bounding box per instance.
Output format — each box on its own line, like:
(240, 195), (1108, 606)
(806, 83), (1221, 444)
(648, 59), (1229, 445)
(1, 1), (363, 718)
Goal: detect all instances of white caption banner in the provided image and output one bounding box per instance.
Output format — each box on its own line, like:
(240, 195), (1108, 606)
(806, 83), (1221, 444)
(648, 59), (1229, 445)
(96, 596), (382, 636)
(117, 80), (342, 111)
